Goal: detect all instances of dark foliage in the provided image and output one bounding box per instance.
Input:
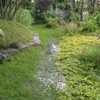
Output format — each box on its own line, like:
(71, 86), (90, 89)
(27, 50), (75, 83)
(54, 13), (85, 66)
(35, 0), (53, 12)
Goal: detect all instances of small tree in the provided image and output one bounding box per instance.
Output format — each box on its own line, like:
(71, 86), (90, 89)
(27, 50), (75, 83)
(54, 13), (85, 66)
(32, 0), (54, 23)
(0, 0), (30, 20)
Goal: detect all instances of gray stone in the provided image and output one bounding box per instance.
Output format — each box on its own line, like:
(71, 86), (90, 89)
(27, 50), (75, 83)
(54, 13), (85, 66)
(56, 82), (67, 90)
(50, 44), (59, 54)
(33, 33), (41, 44)
(0, 53), (6, 63)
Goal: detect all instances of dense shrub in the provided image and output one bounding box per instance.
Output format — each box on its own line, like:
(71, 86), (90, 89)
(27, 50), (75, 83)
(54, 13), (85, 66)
(82, 21), (98, 32)
(31, 9), (45, 24)
(61, 22), (77, 35)
(58, 17), (66, 25)
(79, 44), (100, 68)
(45, 17), (58, 28)
(15, 8), (33, 26)
(78, 21), (98, 33)
(64, 11), (79, 22)
(95, 14), (100, 27)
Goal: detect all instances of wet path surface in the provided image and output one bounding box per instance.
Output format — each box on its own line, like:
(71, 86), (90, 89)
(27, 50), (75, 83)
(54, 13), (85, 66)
(34, 43), (59, 100)
(32, 40), (66, 100)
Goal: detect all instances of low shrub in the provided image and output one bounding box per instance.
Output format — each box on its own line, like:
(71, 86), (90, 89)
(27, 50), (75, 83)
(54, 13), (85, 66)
(95, 14), (100, 27)
(58, 17), (66, 25)
(15, 8), (33, 26)
(45, 17), (58, 28)
(31, 10), (45, 24)
(79, 44), (100, 68)
(61, 22), (77, 35)
(78, 21), (98, 33)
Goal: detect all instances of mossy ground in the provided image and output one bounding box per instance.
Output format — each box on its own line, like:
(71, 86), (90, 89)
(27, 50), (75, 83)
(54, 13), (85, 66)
(56, 35), (100, 100)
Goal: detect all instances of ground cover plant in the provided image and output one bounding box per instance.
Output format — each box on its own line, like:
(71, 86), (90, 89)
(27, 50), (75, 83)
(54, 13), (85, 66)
(56, 35), (100, 100)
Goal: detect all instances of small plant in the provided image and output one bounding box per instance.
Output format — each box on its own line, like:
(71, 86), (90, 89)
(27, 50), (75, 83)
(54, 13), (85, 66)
(95, 14), (100, 27)
(58, 17), (66, 26)
(78, 21), (98, 33)
(45, 17), (58, 28)
(61, 22), (77, 35)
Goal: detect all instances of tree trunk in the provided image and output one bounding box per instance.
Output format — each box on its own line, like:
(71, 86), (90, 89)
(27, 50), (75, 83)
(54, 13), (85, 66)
(80, 0), (83, 21)
(92, 0), (96, 14)
(0, 0), (3, 19)
(0, 0), (29, 20)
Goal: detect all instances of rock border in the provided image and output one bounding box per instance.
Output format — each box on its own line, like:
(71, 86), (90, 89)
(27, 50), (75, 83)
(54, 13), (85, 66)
(0, 33), (41, 64)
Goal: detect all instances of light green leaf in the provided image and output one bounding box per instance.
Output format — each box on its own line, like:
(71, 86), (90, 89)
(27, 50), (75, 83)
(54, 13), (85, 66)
(0, 29), (5, 36)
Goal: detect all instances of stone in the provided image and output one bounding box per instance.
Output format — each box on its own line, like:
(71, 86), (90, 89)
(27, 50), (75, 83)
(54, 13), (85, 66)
(56, 82), (67, 90)
(0, 53), (6, 64)
(50, 44), (59, 54)
(33, 33), (41, 44)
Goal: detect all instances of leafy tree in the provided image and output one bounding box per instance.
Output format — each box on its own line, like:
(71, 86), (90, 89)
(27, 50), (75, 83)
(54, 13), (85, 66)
(31, 0), (54, 23)
(0, 0), (30, 20)
(22, 0), (34, 10)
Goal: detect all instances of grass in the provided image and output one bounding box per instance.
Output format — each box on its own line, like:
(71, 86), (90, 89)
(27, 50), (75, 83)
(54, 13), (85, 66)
(0, 21), (61, 100)
(0, 19), (33, 48)
(0, 46), (43, 100)
(32, 24), (61, 42)
(56, 35), (100, 100)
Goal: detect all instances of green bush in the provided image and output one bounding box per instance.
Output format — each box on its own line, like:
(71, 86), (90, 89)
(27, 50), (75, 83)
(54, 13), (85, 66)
(58, 17), (66, 25)
(61, 22), (77, 35)
(64, 11), (79, 22)
(95, 14), (100, 27)
(78, 21), (98, 33)
(79, 44), (100, 68)
(84, 12), (100, 27)
(15, 8), (33, 26)
(31, 10), (45, 24)
(45, 17), (58, 28)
